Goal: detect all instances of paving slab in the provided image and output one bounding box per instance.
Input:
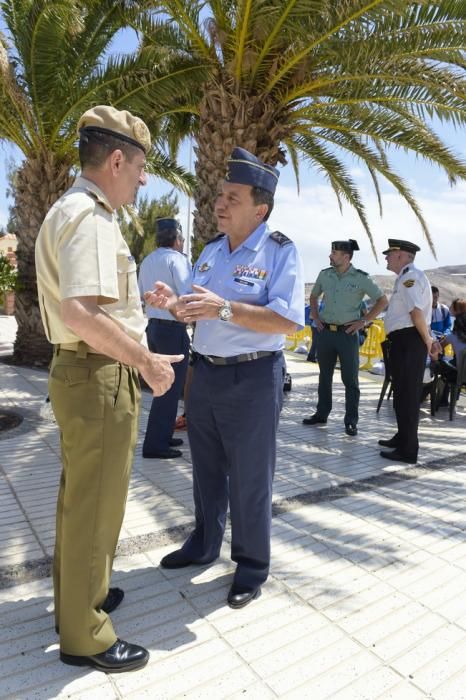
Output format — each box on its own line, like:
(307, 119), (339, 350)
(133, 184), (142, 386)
(1, 314), (466, 698)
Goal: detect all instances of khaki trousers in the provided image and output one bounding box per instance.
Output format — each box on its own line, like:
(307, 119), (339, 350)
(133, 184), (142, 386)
(49, 346), (140, 655)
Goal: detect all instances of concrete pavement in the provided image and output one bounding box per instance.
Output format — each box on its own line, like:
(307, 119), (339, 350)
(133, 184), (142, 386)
(1, 314), (466, 699)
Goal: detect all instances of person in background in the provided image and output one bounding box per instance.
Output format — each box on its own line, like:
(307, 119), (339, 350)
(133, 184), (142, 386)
(145, 147), (304, 609)
(431, 285), (452, 337)
(302, 239), (387, 436)
(138, 218), (192, 459)
(433, 299), (466, 404)
(378, 239), (440, 464)
(306, 298), (324, 362)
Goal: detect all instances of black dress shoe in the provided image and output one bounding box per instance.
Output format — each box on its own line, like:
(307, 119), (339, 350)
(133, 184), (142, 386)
(60, 638), (149, 673)
(102, 587), (124, 614)
(55, 587), (124, 633)
(160, 549), (217, 569)
(380, 449), (417, 465)
(142, 448), (182, 459)
(227, 586), (261, 609)
(302, 415), (327, 426)
(378, 437), (399, 448)
(169, 438), (183, 447)
(345, 423), (358, 436)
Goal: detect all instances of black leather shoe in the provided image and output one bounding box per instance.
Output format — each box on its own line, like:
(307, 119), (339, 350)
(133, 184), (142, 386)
(60, 638), (149, 673)
(227, 586), (261, 609)
(55, 587), (124, 633)
(160, 549), (216, 569)
(302, 415), (327, 426)
(378, 437), (399, 448)
(142, 448), (182, 459)
(380, 450), (417, 465)
(169, 438), (183, 447)
(102, 587), (124, 614)
(345, 423), (358, 436)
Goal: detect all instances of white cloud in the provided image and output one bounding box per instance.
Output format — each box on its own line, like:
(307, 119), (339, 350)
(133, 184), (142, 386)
(269, 181), (466, 282)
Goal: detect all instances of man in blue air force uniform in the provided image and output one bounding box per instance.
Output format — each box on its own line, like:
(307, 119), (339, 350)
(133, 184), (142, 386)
(138, 218), (192, 459)
(145, 147), (304, 608)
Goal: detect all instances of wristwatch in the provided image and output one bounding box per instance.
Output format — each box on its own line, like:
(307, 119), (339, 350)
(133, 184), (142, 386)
(218, 299), (233, 322)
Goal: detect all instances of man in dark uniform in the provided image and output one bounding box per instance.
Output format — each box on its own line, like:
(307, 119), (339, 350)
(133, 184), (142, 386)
(138, 219), (192, 459)
(379, 239), (439, 464)
(303, 240), (387, 435)
(144, 147), (304, 609)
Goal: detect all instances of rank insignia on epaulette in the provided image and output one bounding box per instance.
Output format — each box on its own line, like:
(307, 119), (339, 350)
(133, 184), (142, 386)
(403, 279), (415, 288)
(270, 230), (292, 246)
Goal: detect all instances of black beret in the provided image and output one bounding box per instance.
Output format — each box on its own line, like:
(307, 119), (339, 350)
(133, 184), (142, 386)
(332, 239), (360, 252)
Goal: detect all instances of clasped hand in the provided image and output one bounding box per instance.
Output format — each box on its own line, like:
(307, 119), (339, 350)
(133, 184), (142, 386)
(144, 282), (224, 323)
(177, 285), (223, 322)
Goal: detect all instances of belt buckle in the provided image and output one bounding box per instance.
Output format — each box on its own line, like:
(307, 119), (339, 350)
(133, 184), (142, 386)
(329, 324), (338, 332)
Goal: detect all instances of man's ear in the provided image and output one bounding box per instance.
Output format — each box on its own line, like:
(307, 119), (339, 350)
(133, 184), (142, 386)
(256, 203), (268, 220)
(109, 149), (124, 176)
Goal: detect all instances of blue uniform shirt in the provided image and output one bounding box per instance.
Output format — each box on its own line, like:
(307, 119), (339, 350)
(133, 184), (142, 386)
(138, 247), (193, 320)
(192, 223), (304, 356)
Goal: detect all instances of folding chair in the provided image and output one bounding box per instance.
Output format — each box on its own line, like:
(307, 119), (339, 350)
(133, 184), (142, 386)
(376, 339), (392, 412)
(433, 348), (466, 420)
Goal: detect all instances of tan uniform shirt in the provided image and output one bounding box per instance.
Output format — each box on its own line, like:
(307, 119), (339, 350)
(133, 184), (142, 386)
(36, 176), (145, 344)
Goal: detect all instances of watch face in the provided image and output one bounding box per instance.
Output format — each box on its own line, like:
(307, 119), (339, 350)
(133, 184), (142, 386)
(219, 304), (232, 321)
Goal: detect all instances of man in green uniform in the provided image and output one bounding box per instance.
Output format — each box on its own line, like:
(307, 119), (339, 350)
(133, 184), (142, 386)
(302, 239), (387, 435)
(35, 106), (183, 673)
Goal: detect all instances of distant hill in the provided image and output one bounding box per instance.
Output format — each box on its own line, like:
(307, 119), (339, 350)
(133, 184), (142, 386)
(372, 264), (466, 303)
(305, 264), (466, 304)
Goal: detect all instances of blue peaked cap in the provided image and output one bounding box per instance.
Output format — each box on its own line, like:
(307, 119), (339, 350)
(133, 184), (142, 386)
(225, 147), (280, 194)
(156, 218), (182, 234)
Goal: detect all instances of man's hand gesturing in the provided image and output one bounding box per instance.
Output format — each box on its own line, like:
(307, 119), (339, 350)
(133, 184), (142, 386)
(140, 352), (184, 396)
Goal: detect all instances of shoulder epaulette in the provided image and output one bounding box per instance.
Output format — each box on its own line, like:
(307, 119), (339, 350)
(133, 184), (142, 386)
(86, 188), (113, 213)
(270, 230), (292, 246)
(206, 233), (226, 245)
(354, 268), (369, 276)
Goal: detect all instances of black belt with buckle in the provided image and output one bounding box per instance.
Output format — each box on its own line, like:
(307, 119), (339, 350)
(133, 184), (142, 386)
(322, 322), (349, 332)
(195, 350), (278, 366)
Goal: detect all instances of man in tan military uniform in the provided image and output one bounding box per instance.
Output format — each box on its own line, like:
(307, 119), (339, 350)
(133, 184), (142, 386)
(35, 106), (183, 673)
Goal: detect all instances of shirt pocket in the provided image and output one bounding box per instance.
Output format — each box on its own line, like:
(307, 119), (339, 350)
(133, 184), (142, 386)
(117, 255), (138, 302)
(193, 269), (212, 288)
(226, 276), (266, 298)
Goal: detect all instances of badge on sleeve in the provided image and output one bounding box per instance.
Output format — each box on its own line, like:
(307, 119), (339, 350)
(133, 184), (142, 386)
(403, 279), (415, 288)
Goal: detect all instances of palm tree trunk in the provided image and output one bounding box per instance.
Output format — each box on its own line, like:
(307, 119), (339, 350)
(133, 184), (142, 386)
(192, 80), (288, 256)
(13, 153), (73, 366)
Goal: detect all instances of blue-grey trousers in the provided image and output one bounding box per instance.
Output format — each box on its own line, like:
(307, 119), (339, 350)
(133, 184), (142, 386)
(181, 352), (285, 590)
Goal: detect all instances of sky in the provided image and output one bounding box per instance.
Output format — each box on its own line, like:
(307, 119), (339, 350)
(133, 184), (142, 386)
(1, 22), (465, 283)
(146, 128), (466, 282)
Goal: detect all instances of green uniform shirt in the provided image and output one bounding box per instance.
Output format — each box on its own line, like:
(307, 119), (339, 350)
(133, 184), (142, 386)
(312, 264), (383, 324)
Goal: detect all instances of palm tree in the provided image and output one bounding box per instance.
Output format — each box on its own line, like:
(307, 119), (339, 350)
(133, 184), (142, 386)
(119, 191), (180, 266)
(143, 0), (466, 254)
(0, 0), (201, 365)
